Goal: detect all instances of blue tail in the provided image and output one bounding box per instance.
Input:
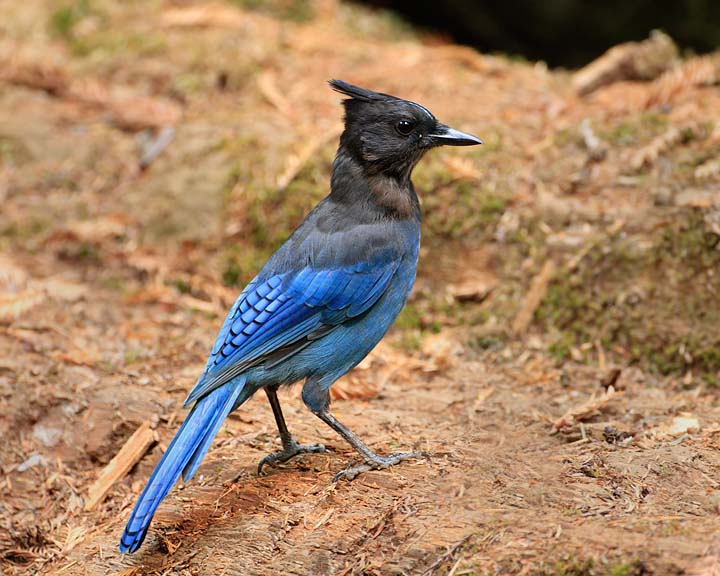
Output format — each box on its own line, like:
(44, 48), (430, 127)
(119, 380), (245, 554)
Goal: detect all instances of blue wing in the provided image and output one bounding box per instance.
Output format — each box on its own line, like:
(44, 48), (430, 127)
(184, 259), (400, 405)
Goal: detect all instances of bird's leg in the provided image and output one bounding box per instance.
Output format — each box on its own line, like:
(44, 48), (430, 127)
(257, 385), (326, 475)
(315, 409), (422, 482)
(302, 379), (422, 481)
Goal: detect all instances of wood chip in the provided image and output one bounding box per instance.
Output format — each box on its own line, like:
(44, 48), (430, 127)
(512, 260), (556, 336)
(84, 420), (157, 511)
(572, 30), (678, 95)
(553, 385), (622, 431)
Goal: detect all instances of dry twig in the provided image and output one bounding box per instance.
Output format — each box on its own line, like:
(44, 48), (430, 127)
(512, 260), (556, 335)
(421, 535), (471, 576)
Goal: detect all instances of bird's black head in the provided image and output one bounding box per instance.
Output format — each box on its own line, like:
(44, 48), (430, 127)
(330, 79), (482, 180)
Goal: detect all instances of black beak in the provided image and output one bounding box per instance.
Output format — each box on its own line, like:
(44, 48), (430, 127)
(429, 124), (483, 147)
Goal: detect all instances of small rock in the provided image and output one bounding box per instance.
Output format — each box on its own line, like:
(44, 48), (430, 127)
(33, 423), (63, 447)
(17, 453), (46, 472)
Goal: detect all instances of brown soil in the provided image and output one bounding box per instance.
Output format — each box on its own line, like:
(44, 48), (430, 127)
(1, 1), (719, 575)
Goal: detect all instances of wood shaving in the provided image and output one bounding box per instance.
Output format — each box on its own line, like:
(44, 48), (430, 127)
(84, 420), (157, 511)
(553, 385), (622, 431)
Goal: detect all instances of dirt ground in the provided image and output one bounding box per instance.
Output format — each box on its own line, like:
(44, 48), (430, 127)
(1, 1), (720, 575)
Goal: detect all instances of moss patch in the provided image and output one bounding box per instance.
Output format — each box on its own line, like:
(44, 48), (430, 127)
(536, 210), (720, 380)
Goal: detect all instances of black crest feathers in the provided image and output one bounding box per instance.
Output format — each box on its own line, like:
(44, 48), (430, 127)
(328, 79), (388, 102)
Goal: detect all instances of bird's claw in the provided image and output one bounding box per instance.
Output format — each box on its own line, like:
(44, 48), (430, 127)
(257, 440), (327, 475)
(333, 450), (423, 482)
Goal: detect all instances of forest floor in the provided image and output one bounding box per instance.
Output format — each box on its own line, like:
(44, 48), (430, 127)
(1, 1), (720, 575)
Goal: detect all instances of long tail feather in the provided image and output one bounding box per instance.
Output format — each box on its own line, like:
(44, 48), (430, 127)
(119, 381), (244, 554)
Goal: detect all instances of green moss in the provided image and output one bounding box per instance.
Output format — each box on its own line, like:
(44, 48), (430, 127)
(222, 255), (245, 287)
(229, 0), (314, 22)
(49, 1), (94, 39)
(124, 347), (146, 364)
(608, 562), (644, 576)
(532, 558), (595, 576)
(531, 558), (646, 576)
(534, 210), (720, 380)
(468, 333), (505, 351)
(339, 2), (416, 41)
(100, 275), (127, 292)
(423, 179), (508, 240)
(395, 303), (422, 331)
(174, 279), (191, 294)
(70, 31), (168, 58)
(0, 136), (28, 166)
(601, 112), (669, 147)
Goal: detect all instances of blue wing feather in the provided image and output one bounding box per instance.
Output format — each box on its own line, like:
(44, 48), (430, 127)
(183, 259), (401, 406)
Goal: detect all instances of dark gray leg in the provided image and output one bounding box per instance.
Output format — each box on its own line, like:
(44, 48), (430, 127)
(302, 379), (422, 481)
(257, 385), (327, 475)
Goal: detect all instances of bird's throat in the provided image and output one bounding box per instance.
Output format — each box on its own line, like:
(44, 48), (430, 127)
(330, 147), (420, 221)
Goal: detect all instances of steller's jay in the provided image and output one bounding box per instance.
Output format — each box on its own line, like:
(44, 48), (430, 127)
(119, 80), (482, 553)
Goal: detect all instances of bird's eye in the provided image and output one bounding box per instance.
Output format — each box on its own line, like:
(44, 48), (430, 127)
(395, 120), (415, 136)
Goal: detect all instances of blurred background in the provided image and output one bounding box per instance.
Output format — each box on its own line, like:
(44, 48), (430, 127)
(1, 1), (719, 575)
(369, 0), (720, 66)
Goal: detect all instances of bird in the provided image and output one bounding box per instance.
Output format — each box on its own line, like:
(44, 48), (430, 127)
(119, 79), (482, 554)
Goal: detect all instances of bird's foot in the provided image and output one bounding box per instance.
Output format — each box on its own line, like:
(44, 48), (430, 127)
(333, 450), (423, 482)
(257, 440), (327, 475)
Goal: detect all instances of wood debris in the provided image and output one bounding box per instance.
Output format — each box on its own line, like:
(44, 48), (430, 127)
(139, 126), (176, 170)
(695, 158), (720, 181)
(0, 51), (181, 131)
(553, 385), (622, 431)
(628, 123), (697, 171)
(579, 119), (607, 161)
(674, 189), (720, 209)
(0, 289), (45, 323)
(84, 420), (157, 511)
(160, 3), (246, 29)
(0, 254), (45, 323)
(448, 278), (495, 303)
(512, 260), (556, 335)
(573, 30), (678, 95)
(650, 414), (701, 441)
(645, 54), (720, 109)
